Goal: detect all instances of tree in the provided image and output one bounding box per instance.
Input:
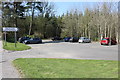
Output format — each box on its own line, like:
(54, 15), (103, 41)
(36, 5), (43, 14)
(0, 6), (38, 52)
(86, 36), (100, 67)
(61, 2), (118, 42)
(26, 2), (42, 35)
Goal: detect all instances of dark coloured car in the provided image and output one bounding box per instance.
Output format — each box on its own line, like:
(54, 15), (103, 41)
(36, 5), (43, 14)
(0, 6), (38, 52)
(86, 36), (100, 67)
(18, 37), (31, 43)
(100, 37), (117, 45)
(52, 36), (62, 41)
(64, 37), (71, 42)
(69, 37), (79, 42)
(23, 38), (42, 44)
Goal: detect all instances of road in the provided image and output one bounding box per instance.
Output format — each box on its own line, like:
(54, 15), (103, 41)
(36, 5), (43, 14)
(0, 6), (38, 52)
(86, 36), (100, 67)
(27, 40), (118, 60)
(2, 40), (118, 78)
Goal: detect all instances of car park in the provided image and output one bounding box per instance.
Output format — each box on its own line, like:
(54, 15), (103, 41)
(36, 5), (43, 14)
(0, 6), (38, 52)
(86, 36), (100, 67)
(78, 37), (91, 43)
(69, 37), (79, 42)
(52, 36), (62, 41)
(23, 38), (42, 44)
(18, 37), (31, 43)
(100, 37), (117, 45)
(64, 37), (71, 42)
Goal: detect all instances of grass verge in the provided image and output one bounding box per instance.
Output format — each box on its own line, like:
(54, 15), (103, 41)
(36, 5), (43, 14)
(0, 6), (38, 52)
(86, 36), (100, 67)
(13, 58), (118, 78)
(3, 42), (31, 51)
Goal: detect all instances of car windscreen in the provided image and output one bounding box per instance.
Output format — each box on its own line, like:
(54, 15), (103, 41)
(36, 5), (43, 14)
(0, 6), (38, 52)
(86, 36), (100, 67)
(33, 38), (40, 40)
(102, 38), (108, 40)
(65, 37), (70, 39)
(74, 37), (78, 39)
(80, 37), (85, 39)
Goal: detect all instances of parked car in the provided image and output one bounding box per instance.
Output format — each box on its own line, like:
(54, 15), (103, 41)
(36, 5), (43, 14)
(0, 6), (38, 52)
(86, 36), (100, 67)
(52, 36), (62, 41)
(23, 38), (42, 44)
(69, 37), (79, 42)
(100, 37), (117, 45)
(18, 37), (31, 43)
(64, 37), (71, 42)
(78, 37), (91, 43)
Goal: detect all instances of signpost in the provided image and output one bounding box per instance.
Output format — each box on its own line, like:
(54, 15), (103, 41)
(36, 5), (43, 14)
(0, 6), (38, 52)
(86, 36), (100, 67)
(4, 32), (6, 46)
(3, 27), (18, 32)
(2, 27), (18, 47)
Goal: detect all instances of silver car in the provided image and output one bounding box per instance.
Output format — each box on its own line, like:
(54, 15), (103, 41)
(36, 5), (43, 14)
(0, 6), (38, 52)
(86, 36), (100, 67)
(78, 37), (91, 43)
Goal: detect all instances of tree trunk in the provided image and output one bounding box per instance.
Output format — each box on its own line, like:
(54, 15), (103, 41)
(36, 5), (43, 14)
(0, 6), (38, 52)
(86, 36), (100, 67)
(116, 31), (118, 42)
(109, 26), (112, 45)
(29, 22), (32, 35)
(88, 30), (91, 39)
(104, 22), (107, 38)
(14, 2), (17, 28)
(28, 2), (35, 35)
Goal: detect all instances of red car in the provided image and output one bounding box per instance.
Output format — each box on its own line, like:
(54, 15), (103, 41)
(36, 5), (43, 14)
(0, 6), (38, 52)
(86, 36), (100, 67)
(100, 37), (117, 45)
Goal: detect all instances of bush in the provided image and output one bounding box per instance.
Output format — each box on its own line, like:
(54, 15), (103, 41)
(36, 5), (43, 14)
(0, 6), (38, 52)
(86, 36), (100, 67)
(26, 35), (34, 38)
(34, 32), (44, 38)
(7, 38), (15, 43)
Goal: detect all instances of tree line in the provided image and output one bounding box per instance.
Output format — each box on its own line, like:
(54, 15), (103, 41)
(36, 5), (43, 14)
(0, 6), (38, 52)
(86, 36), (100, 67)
(61, 2), (119, 42)
(1, 1), (119, 43)
(2, 1), (62, 41)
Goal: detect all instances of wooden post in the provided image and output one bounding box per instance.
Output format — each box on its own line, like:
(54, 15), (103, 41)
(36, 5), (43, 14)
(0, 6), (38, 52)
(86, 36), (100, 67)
(15, 31), (17, 47)
(5, 31), (7, 46)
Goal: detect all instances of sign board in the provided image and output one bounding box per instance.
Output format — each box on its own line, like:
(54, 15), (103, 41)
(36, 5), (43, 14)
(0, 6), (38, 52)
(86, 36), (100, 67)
(2, 27), (19, 47)
(3, 27), (18, 32)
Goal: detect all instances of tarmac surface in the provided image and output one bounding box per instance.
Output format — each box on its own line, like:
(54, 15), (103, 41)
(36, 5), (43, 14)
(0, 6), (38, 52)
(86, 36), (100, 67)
(1, 40), (118, 78)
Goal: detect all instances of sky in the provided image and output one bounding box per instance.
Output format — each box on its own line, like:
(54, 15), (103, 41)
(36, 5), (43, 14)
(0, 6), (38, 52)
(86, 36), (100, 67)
(53, 2), (97, 16)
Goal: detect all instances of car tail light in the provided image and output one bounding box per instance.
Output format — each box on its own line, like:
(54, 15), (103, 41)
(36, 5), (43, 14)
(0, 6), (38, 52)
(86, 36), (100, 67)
(105, 40), (108, 43)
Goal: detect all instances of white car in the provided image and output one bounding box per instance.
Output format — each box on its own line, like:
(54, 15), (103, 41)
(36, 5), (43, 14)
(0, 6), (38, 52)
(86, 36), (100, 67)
(78, 37), (91, 43)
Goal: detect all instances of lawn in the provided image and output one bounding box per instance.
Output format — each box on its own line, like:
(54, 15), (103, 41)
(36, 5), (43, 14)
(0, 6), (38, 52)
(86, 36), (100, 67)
(13, 58), (118, 78)
(3, 42), (31, 51)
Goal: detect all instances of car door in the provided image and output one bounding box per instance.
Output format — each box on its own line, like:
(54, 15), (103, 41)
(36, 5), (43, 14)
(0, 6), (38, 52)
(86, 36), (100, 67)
(83, 38), (86, 42)
(30, 38), (34, 43)
(35, 38), (40, 43)
(33, 38), (39, 43)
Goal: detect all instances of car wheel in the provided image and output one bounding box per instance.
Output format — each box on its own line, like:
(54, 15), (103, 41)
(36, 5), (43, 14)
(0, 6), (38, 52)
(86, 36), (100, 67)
(104, 43), (109, 45)
(26, 41), (30, 44)
(39, 41), (42, 43)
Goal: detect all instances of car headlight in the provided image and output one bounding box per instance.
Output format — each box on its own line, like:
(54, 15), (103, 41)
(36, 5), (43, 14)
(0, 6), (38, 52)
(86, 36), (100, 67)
(24, 40), (27, 42)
